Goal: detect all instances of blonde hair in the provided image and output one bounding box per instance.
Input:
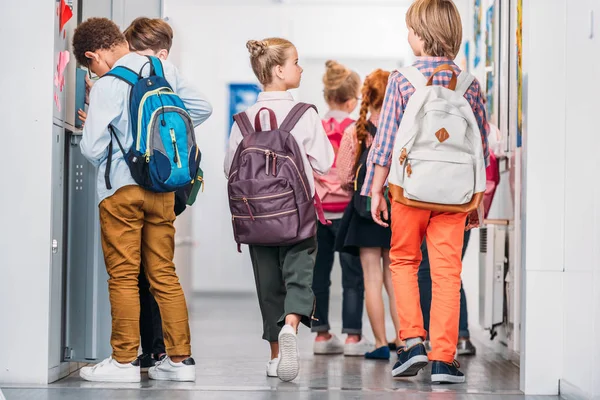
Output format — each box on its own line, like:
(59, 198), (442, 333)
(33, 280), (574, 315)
(323, 60), (361, 105)
(246, 38), (295, 86)
(405, 0), (463, 58)
(354, 69), (390, 171)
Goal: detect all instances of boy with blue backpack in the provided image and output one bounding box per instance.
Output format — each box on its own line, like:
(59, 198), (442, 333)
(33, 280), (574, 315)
(72, 17), (212, 383)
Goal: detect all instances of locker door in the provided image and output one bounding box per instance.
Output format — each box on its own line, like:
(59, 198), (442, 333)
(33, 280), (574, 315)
(49, 123), (67, 371)
(63, 131), (111, 363)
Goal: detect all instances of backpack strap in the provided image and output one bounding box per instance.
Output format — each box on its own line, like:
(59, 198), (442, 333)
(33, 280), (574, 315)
(455, 71), (476, 97)
(104, 125), (127, 190)
(398, 66), (427, 89)
(233, 112), (255, 137)
(426, 64), (458, 91)
(103, 66), (140, 86)
(147, 56), (165, 78)
(280, 103), (318, 132)
(339, 118), (354, 133)
(254, 107), (278, 132)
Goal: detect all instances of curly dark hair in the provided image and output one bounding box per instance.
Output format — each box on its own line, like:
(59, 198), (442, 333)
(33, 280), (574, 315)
(72, 18), (126, 66)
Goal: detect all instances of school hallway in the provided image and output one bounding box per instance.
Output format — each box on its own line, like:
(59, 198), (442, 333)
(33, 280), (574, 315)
(0, 294), (557, 400)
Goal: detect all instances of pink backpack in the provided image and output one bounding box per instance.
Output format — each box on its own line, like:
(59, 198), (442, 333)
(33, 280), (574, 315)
(314, 117), (354, 213)
(483, 151), (500, 218)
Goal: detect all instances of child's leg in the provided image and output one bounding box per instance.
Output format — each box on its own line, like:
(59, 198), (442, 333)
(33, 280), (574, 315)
(382, 249), (402, 347)
(389, 202), (430, 343)
(138, 264), (155, 356)
(311, 223), (335, 337)
(360, 247), (386, 348)
(417, 240), (433, 336)
(98, 185), (145, 363)
(140, 191), (190, 362)
(248, 244), (286, 348)
(279, 236), (317, 329)
(426, 212), (468, 363)
(339, 249), (364, 342)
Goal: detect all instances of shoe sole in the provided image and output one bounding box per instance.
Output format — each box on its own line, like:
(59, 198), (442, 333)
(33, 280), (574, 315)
(80, 370), (141, 383)
(432, 373), (466, 384)
(277, 331), (299, 382)
(391, 355), (429, 377)
(313, 349), (343, 355)
(148, 369), (196, 382)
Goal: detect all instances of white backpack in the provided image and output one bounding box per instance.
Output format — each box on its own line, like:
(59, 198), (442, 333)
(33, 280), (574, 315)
(388, 65), (486, 213)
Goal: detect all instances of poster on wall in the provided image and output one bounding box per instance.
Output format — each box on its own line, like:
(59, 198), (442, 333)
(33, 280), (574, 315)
(516, 0), (523, 147)
(228, 83), (261, 137)
(473, 0), (483, 68)
(485, 4), (495, 117)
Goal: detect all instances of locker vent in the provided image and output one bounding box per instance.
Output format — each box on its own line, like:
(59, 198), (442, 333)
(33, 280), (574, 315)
(480, 227), (488, 253)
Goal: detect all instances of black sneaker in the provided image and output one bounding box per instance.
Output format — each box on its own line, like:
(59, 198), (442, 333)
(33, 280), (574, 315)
(456, 338), (476, 356)
(391, 343), (429, 377)
(431, 360), (466, 384)
(136, 353), (156, 369)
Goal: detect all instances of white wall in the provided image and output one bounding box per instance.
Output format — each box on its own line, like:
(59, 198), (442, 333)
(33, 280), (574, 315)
(521, 0), (600, 397)
(165, 0), (413, 292)
(0, 0), (56, 384)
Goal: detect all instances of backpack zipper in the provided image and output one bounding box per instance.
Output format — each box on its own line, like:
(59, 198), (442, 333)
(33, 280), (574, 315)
(230, 190), (293, 201)
(232, 209), (297, 220)
(242, 198), (255, 220)
(136, 87), (172, 153)
(169, 128), (182, 168)
(265, 150), (270, 175)
(240, 147), (310, 201)
(144, 105), (187, 162)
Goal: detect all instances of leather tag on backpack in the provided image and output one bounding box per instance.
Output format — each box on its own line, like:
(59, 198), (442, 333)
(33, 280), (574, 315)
(436, 128), (450, 143)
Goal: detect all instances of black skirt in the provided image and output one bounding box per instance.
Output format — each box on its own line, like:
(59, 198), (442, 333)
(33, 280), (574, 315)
(334, 201), (392, 257)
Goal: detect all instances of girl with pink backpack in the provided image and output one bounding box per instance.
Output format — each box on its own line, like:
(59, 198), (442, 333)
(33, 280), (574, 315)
(311, 61), (373, 356)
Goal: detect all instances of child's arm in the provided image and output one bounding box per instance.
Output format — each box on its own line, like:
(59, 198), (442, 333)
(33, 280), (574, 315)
(304, 109), (334, 176)
(360, 72), (405, 198)
(80, 80), (124, 167)
(172, 65), (213, 127)
(224, 121), (243, 178)
(336, 125), (358, 191)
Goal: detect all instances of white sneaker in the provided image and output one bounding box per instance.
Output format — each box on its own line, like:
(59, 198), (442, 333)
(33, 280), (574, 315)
(148, 356), (196, 382)
(277, 325), (299, 382)
(313, 334), (344, 355)
(344, 337), (374, 356)
(267, 358), (279, 377)
(79, 356), (140, 383)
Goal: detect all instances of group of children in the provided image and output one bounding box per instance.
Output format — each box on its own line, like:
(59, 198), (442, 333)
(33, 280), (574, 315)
(72, 0), (487, 386)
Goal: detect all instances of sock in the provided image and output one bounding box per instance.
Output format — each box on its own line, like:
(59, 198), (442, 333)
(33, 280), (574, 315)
(405, 337), (423, 348)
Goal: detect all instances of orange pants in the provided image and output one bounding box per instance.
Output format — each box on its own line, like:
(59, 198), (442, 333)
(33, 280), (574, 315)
(389, 201), (467, 363)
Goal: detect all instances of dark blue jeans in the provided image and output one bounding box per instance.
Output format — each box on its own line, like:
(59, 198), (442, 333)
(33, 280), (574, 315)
(418, 229), (471, 339)
(312, 220), (364, 334)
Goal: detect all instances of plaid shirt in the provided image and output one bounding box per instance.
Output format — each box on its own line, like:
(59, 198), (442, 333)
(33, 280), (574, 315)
(361, 57), (490, 196)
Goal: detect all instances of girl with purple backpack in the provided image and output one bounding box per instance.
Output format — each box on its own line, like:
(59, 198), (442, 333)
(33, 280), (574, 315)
(224, 38), (334, 382)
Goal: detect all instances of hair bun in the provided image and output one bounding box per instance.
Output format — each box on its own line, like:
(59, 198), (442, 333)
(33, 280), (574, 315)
(247, 40), (268, 57)
(323, 59), (351, 90)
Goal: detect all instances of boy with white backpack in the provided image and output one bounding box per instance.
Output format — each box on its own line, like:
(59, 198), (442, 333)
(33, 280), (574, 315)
(362, 0), (490, 384)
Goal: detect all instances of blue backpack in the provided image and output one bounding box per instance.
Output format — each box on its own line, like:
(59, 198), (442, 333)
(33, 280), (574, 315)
(104, 56), (201, 193)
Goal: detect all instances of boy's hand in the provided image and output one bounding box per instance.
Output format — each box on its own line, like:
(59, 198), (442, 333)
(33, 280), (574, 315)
(370, 188), (389, 228)
(84, 75), (94, 105)
(78, 109), (87, 126)
(465, 202), (484, 230)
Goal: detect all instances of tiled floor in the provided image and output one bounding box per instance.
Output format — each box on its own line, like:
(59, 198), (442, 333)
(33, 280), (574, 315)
(1, 294), (560, 400)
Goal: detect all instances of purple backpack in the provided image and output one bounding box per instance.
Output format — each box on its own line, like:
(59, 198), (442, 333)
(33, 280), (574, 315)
(228, 103), (327, 250)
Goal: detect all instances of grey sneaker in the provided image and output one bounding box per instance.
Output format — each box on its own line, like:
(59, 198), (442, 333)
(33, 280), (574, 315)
(313, 334), (344, 355)
(456, 338), (476, 356)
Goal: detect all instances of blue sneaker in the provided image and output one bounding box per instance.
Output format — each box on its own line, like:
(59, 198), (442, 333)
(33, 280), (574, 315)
(431, 360), (465, 384)
(365, 346), (390, 360)
(391, 343), (429, 377)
